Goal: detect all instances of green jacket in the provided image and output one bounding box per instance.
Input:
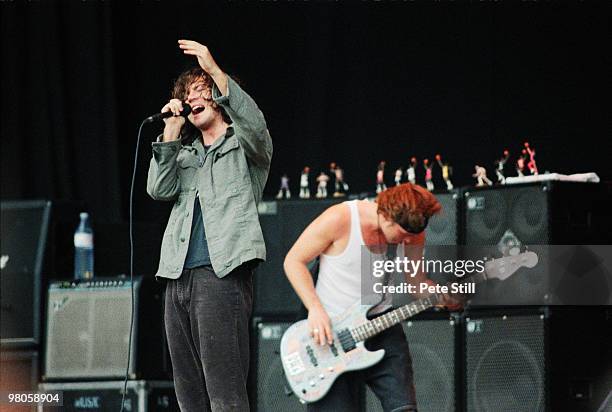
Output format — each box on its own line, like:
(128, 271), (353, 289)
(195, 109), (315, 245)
(147, 77), (272, 279)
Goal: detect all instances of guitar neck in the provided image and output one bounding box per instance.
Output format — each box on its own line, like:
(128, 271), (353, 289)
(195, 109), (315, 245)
(350, 272), (487, 343)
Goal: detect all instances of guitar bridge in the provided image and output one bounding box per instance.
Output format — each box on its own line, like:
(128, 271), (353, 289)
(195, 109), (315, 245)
(337, 328), (356, 352)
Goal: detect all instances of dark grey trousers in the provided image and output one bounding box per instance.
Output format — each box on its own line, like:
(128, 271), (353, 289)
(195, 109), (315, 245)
(164, 265), (253, 412)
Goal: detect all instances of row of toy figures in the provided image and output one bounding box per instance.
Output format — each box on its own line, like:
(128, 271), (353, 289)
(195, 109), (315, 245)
(377, 154), (454, 193)
(475, 142), (538, 186)
(276, 162), (349, 199)
(276, 142), (539, 198)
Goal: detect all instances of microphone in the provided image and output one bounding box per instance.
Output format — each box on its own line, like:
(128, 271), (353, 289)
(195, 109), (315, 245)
(144, 103), (192, 123)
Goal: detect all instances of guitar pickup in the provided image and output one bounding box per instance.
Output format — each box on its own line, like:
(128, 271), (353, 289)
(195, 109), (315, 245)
(329, 342), (339, 357)
(337, 329), (356, 352)
(305, 345), (319, 367)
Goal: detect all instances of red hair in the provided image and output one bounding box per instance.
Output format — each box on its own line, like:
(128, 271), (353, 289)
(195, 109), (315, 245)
(376, 183), (441, 231)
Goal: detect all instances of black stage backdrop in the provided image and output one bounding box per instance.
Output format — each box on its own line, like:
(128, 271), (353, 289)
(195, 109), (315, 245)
(2, 1), (611, 226)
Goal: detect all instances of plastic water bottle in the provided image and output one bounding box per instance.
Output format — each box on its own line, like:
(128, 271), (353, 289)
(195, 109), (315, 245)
(74, 212), (94, 280)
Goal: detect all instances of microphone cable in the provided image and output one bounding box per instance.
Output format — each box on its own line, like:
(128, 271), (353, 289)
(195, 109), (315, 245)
(119, 119), (146, 412)
(120, 107), (189, 411)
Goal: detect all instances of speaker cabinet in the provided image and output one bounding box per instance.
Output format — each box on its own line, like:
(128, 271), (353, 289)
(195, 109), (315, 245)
(1, 200), (85, 348)
(1, 201), (50, 347)
(38, 380), (178, 412)
(44, 277), (169, 380)
(465, 311), (545, 411)
(463, 183), (611, 305)
(255, 199), (342, 317)
(251, 319), (307, 412)
(463, 182), (609, 246)
(365, 313), (460, 412)
(0, 350), (39, 392)
(464, 307), (612, 412)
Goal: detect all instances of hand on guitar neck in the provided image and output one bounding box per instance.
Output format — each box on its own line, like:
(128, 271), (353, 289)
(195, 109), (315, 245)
(414, 279), (464, 312)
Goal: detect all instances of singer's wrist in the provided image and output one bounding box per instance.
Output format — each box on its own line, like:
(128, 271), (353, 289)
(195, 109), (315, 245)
(162, 125), (182, 142)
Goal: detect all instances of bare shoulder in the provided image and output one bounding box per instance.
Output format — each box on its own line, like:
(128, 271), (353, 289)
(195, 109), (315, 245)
(311, 202), (350, 232)
(285, 202), (352, 262)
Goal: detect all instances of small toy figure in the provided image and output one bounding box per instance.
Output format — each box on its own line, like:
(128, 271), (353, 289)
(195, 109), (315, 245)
(329, 162), (337, 194)
(406, 157), (417, 184)
(376, 161), (387, 194)
(276, 174), (291, 199)
(316, 172), (329, 198)
(299, 166), (311, 199)
(435, 154), (454, 191)
(330, 162), (349, 197)
(423, 158), (434, 191)
(473, 165), (493, 186)
(394, 167), (403, 186)
(495, 149), (510, 184)
(516, 149), (528, 177)
(524, 142), (538, 175)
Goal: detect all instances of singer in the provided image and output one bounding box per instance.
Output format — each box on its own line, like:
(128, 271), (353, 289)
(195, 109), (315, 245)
(146, 39), (272, 412)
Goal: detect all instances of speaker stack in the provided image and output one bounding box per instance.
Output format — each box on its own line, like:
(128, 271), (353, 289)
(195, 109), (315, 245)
(0, 200), (179, 411)
(1, 201), (54, 403)
(461, 182), (611, 412)
(37, 276), (177, 411)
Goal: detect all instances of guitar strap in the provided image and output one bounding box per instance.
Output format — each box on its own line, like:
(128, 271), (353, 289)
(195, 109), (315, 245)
(377, 243), (398, 307)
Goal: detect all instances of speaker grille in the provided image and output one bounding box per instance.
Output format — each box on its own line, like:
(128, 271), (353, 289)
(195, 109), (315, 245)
(465, 314), (546, 412)
(465, 185), (550, 246)
(254, 321), (307, 412)
(366, 317), (457, 412)
(427, 192), (459, 245)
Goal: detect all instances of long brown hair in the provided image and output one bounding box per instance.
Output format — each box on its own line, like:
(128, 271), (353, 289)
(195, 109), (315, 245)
(170, 66), (232, 143)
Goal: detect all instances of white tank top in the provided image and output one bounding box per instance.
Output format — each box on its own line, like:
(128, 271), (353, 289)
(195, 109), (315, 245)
(315, 200), (400, 318)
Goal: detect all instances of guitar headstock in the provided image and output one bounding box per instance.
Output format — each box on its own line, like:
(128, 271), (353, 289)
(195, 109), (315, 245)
(484, 250), (538, 281)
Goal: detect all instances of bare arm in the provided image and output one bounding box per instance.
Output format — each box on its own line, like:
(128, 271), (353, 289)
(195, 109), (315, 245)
(403, 232), (462, 310)
(284, 204), (349, 345)
(178, 39), (228, 95)
(178, 39), (272, 167)
(402, 232), (434, 293)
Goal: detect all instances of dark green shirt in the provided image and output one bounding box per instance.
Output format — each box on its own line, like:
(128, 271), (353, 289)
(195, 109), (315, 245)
(184, 145), (211, 269)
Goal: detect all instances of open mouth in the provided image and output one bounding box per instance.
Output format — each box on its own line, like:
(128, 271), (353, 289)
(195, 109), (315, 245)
(192, 105), (205, 115)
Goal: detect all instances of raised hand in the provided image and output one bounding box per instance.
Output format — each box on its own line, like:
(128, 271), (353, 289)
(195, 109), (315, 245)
(178, 40), (228, 97)
(178, 40), (219, 74)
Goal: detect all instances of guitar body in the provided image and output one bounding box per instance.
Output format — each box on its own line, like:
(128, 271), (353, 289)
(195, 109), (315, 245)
(280, 301), (384, 404)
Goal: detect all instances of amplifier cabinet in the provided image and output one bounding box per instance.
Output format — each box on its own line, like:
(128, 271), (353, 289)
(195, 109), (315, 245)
(44, 277), (169, 381)
(38, 380), (178, 412)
